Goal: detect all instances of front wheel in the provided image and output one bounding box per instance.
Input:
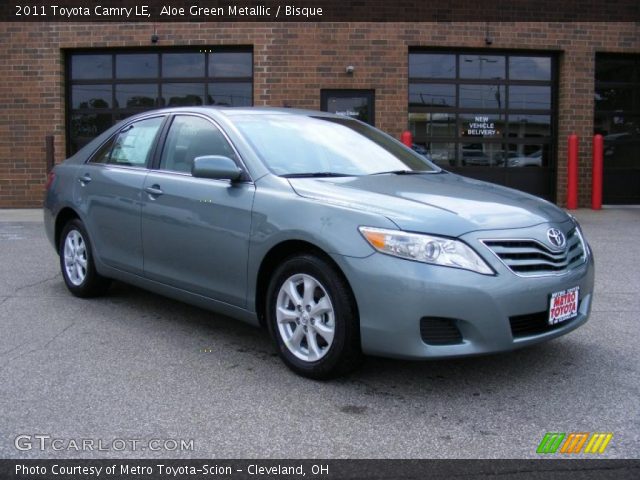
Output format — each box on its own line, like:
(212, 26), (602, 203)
(266, 254), (362, 379)
(59, 219), (111, 297)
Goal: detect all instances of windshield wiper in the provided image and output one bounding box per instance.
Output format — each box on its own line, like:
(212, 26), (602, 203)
(370, 169), (430, 176)
(281, 172), (353, 178)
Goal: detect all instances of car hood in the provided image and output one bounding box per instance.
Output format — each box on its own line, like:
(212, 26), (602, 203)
(288, 172), (570, 236)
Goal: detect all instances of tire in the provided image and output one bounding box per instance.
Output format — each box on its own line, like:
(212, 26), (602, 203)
(266, 253), (362, 379)
(59, 218), (111, 298)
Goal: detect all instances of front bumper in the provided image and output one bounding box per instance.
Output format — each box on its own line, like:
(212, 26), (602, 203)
(332, 233), (594, 360)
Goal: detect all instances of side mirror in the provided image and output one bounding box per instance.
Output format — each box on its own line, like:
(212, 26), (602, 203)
(192, 155), (243, 181)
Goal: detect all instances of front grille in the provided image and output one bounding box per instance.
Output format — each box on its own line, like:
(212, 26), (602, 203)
(509, 310), (576, 338)
(482, 228), (586, 276)
(420, 317), (463, 345)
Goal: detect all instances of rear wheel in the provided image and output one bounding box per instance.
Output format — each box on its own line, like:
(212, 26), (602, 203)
(266, 254), (362, 379)
(59, 219), (110, 297)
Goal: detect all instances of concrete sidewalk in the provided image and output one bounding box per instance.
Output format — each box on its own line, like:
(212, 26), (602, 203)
(0, 209), (44, 222)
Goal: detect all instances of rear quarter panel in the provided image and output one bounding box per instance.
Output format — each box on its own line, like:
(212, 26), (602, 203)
(43, 163), (81, 250)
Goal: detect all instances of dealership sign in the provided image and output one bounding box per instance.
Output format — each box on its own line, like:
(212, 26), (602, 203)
(466, 116), (497, 136)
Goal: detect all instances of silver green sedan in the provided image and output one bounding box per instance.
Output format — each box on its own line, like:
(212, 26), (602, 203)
(44, 107), (594, 379)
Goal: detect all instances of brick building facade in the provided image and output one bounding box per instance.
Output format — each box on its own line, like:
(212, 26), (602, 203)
(0, 21), (639, 207)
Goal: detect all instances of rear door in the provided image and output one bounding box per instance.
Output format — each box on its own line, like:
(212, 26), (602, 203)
(140, 114), (255, 307)
(74, 115), (166, 275)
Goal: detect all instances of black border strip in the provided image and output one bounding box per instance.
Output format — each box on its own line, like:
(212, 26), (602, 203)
(2, 0), (640, 22)
(1, 459), (640, 480)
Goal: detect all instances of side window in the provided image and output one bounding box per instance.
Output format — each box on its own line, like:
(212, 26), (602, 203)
(108, 116), (164, 168)
(159, 116), (237, 174)
(89, 136), (116, 164)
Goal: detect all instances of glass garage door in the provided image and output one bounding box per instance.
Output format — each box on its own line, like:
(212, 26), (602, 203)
(408, 51), (557, 201)
(595, 54), (640, 204)
(66, 48), (253, 154)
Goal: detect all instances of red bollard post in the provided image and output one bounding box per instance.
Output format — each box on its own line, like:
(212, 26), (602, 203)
(567, 134), (579, 210)
(400, 130), (413, 148)
(592, 134), (603, 210)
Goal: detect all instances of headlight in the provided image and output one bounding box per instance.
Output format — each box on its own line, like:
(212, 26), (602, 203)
(359, 226), (493, 275)
(569, 215), (590, 257)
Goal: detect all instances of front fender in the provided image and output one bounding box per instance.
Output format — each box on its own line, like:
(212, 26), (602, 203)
(246, 175), (397, 312)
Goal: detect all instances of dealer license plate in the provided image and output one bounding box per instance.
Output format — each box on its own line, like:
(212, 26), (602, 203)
(548, 286), (579, 325)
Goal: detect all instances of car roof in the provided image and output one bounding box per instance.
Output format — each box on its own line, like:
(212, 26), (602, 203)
(130, 106), (345, 120)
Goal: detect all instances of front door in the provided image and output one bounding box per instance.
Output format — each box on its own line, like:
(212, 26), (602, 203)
(141, 114), (255, 307)
(321, 89), (375, 125)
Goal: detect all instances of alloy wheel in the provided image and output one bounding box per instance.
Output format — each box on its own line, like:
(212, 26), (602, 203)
(63, 229), (88, 286)
(275, 273), (335, 362)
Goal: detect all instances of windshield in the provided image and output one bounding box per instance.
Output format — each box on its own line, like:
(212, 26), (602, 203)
(233, 114), (438, 176)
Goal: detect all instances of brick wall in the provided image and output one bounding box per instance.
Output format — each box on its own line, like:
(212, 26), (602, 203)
(0, 21), (638, 207)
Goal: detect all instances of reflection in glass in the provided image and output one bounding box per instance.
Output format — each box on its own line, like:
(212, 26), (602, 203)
(324, 96), (370, 122)
(597, 113), (640, 168)
(162, 83), (205, 106)
(88, 136), (115, 164)
(207, 83), (252, 106)
(504, 144), (548, 168)
(409, 54), (456, 78)
(406, 52), (555, 179)
(116, 54), (158, 78)
(509, 86), (551, 110)
(596, 113), (640, 139)
(459, 85), (504, 109)
(509, 115), (551, 139)
(595, 87), (637, 111)
(460, 143), (504, 167)
(70, 114), (113, 152)
(505, 145), (545, 167)
(71, 55), (112, 80)
(460, 55), (505, 79)
(68, 50), (253, 157)
(209, 52), (252, 77)
(427, 142), (456, 167)
(71, 85), (112, 109)
(409, 113), (456, 143)
(409, 84), (455, 107)
(163, 53), (205, 77)
(115, 84), (158, 109)
(509, 57), (551, 80)
(459, 113), (505, 139)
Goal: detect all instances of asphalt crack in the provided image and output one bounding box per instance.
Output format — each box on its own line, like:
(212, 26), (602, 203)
(12, 273), (59, 294)
(0, 321), (76, 373)
(0, 340), (28, 357)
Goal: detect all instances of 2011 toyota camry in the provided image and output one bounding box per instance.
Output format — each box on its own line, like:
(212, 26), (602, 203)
(44, 107), (595, 379)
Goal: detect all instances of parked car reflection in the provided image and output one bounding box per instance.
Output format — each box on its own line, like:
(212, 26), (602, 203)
(506, 150), (543, 167)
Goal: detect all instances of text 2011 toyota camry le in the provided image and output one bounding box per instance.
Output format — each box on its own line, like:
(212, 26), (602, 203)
(44, 107), (594, 378)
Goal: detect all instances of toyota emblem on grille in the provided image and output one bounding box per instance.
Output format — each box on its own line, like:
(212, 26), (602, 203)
(547, 228), (566, 248)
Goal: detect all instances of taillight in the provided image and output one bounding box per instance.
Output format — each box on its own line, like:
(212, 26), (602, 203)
(45, 171), (56, 190)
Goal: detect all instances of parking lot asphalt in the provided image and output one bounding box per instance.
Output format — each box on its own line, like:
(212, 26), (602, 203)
(0, 208), (638, 459)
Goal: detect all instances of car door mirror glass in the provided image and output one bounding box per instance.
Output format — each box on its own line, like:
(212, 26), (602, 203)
(192, 155), (242, 181)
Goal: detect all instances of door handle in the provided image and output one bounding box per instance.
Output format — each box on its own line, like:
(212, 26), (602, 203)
(144, 185), (164, 197)
(77, 174), (92, 185)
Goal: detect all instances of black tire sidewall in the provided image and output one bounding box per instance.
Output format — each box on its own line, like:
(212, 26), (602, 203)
(266, 254), (360, 379)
